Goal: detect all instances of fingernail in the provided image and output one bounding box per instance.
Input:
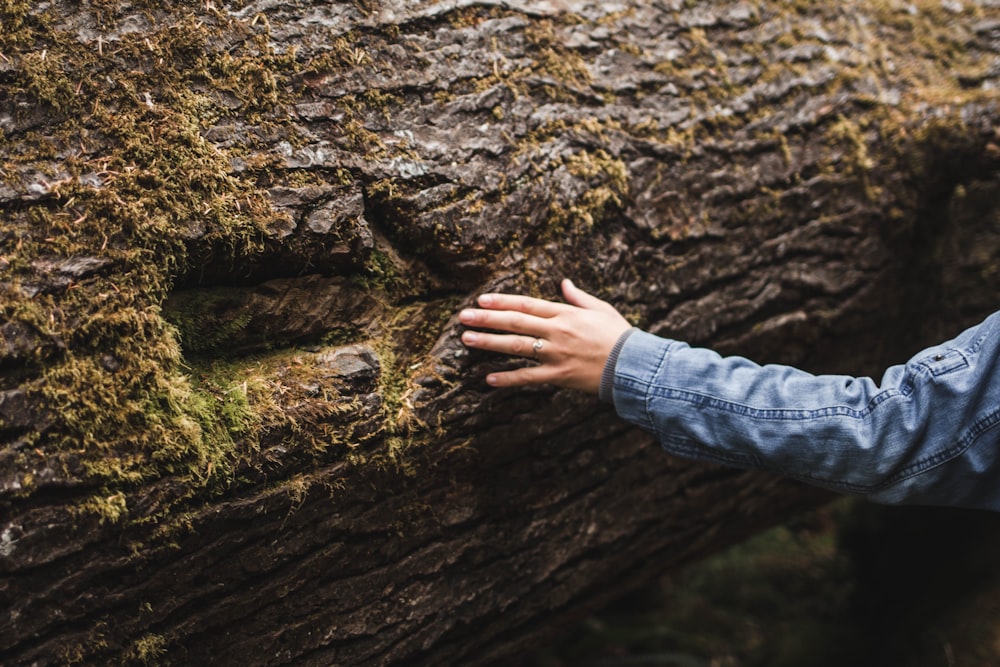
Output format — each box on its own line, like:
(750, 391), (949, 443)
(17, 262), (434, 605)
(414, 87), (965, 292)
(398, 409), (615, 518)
(486, 374), (498, 386)
(462, 331), (479, 344)
(477, 294), (494, 306)
(459, 309), (475, 323)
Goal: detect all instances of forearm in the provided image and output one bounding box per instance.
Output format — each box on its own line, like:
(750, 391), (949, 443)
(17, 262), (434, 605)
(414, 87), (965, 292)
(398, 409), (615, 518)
(607, 314), (1000, 510)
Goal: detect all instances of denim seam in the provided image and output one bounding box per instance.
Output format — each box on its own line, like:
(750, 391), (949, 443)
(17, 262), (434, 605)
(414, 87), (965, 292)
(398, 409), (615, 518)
(968, 329), (989, 355)
(638, 340), (675, 435)
(632, 384), (906, 421)
(874, 406), (1000, 489)
(782, 471), (878, 494)
(658, 433), (763, 468)
(763, 408), (1000, 494)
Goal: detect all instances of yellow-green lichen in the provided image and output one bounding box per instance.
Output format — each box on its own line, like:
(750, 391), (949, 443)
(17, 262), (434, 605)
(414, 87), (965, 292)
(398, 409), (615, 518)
(1, 5), (301, 521)
(122, 633), (167, 666)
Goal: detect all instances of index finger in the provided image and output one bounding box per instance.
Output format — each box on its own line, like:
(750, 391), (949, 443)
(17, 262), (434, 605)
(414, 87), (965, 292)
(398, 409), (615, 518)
(476, 293), (567, 318)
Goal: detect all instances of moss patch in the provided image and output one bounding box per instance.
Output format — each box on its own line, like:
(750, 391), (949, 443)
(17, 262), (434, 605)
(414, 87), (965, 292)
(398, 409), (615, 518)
(1, 4), (299, 517)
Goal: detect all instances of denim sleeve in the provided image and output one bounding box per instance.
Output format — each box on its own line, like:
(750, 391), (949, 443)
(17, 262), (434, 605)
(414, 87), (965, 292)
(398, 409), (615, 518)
(611, 312), (1000, 510)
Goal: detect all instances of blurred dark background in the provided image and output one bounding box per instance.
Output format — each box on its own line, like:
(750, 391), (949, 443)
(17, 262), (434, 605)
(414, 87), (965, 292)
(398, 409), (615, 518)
(530, 499), (1000, 667)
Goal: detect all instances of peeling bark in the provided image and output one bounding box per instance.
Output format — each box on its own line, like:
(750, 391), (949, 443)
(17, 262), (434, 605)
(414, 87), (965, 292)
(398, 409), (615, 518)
(2, 1), (1000, 664)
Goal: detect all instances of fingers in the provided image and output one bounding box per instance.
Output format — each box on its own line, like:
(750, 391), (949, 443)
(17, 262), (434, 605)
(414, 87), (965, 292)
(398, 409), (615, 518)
(475, 292), (565, 318)
(458, 307), (549, 337)
(461, 330), (541, 358)
(485, 365), (553, 388)
(460, 329), (552, 387)
(459, 279), (615, 392)
(463, 281), (606, 335)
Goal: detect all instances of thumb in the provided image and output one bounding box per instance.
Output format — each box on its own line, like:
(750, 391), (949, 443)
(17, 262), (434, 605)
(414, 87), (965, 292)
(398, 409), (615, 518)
(561, 278), (609, 311)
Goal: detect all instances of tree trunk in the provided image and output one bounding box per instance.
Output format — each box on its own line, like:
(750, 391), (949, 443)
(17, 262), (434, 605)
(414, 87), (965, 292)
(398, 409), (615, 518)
(2, 1), (999, 664)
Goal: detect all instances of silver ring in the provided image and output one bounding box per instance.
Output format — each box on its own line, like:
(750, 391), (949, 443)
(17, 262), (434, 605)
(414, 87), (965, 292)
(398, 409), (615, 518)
(532, 338), (544, 360)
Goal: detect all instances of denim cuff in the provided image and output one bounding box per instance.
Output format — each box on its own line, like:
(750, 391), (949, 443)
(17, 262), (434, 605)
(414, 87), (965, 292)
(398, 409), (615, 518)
(599, 327), (639, 403)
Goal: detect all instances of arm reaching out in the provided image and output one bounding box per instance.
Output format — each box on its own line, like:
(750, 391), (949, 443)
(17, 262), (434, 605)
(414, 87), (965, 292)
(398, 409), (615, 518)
(460, 280), (1000, 509)
(459, 279), (631, 393)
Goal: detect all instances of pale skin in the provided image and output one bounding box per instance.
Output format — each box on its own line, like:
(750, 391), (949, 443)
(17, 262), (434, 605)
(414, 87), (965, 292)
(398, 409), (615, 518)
(459, 279), (632, 393)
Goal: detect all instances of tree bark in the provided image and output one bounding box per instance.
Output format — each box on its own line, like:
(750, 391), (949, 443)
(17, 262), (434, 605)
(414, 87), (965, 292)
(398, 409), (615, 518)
(2, 1), (1000, 664)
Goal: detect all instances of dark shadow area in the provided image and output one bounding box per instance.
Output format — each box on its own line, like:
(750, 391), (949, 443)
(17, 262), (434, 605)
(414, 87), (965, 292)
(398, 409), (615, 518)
(530, 499), (1000, 667)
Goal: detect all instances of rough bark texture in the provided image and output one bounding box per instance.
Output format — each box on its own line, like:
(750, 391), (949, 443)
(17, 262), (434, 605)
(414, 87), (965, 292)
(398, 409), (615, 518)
(2, 0), (1000, 664)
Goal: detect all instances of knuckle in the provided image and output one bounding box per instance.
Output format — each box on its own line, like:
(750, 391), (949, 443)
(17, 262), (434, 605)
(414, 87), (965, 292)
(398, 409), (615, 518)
(507, 312), (528, 332)
(510, 337), (527, 355)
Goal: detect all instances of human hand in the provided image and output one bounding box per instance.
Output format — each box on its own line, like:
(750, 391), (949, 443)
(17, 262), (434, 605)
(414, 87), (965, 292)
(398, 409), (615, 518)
(459, 279), (632, 393)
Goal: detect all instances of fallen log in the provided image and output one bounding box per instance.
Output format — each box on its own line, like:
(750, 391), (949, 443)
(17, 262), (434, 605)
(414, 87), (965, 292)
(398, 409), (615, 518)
(1, 1), (999, 664)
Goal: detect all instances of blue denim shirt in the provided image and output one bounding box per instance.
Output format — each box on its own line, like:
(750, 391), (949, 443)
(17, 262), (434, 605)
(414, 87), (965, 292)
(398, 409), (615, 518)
(603, 312), (1000, 511)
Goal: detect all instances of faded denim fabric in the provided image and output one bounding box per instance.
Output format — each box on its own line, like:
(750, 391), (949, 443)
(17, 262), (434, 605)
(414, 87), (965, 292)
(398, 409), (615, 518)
(610, 312), (1000, 510)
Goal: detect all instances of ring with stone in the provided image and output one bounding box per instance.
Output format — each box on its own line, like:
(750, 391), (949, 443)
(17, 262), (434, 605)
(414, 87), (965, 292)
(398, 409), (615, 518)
(531, 338), (544, 360)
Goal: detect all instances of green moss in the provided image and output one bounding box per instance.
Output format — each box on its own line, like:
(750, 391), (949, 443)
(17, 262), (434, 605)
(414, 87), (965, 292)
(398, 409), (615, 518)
(79, 491), (129, 525)
(163, 288), (254, 356)
(59, 620), (110, 665)
(1, 5), (302, 520)
(533, 147), (631, 238)
(372, 325), (412, 437)
(0, 0), (37, 51)
(360, 297), (466, 466)
(359, 247), (399, 288)
(122, 633), (167, 666)
(825, 115), (882, 202)
(320, 326), (359, 347)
